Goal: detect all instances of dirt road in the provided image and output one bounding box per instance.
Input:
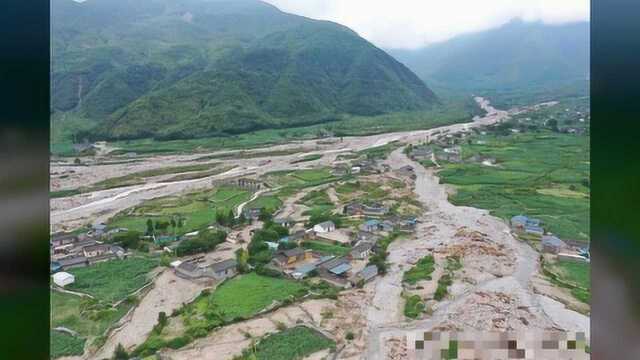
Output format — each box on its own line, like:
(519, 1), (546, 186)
(93, 271), (208, 359)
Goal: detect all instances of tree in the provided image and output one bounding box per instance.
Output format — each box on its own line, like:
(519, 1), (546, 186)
(146, 218), (154, 235)
(235, 248), (249, 273)
(113, 344), (129, 360)
(547, 118), (559, 132)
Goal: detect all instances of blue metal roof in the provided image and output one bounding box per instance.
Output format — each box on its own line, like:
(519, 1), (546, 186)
(364, 220), (380, 226)
(294, 264), (317, 274)
(329, 263), (352, 275)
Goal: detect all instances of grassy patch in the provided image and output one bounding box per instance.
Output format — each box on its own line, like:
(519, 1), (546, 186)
(108, 186), (251, 235)
(237, 326), (336, 360)
(434, 274), (453, 301)
(403, 256), (435, 285)
(246, 195), (283, 213)
(66, 257), (158, 303)
(404, 295), (425, 319)
(438, 129), (589, 241)
(549, 260), (590, 303)
(51, 331), (86, 359)
(302, 240), (350, 257)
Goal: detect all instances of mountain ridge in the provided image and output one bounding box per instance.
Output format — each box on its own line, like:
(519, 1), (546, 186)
(51, 0), (438, 140)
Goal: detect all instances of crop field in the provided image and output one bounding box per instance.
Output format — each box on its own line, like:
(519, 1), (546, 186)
(51, 331), (86, 358)
(66, 256), (158, 303)
(50, 291), (131, 358)
(404, 294), (425, 319)
(189, 273), (307, 322)
(108, 186), (252, 235)
(246, 195), (283, 213)
(302, 240), (351, 257)
(438, 130), (589, 241)
(549, 260), (591, 304)
(403, 255), (435, 285)
(267, 169), (339, 192)
(238, 326), (336, 360)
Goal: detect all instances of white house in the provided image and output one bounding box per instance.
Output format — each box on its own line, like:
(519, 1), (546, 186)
(52, 272), (75, 287)
(313, 221), (336, 233)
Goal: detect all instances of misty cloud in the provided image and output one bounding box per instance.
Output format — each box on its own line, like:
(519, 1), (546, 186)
(263, 0), (589, 49)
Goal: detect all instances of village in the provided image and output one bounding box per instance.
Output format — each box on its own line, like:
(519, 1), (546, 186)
(49, 97), (590, 360)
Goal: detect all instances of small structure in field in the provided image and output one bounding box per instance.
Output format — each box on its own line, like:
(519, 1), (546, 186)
(350, 241), (374, 260)
(541, 235), (567, 254)
(274, 217), (294, 228)
(351, 265), (378, 286)
(209, 259), (238, 280)
(52, 272), (75, 287)
(313, 221), (336, 233)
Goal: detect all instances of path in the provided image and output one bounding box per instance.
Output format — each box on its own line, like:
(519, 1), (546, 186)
(93, 271), (208, 359)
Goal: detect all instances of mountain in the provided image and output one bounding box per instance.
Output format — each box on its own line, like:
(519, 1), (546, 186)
(390, 20), (590, 106)
(51, 0), (437, 140)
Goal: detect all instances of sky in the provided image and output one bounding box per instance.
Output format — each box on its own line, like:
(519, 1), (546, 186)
(263, 0), (590, 49)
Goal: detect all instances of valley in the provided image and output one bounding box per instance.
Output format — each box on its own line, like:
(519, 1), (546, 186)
(49, 97), (590, 359)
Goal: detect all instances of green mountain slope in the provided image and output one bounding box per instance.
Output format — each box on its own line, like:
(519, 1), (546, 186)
(390, 20), (589, 107)
(52, 0), (437, 140)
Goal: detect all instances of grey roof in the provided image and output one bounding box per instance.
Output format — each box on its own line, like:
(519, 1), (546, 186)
(209, 259), (237, 273)
(283, 248), (305, 257)
(525, 225), (544, 233)
(293, 263), (317, 275)
(351, 242), (374, 255)
(177, 261), (199, 273)
(542, 236), (566, 248)
(83, 244), (111, 252)
(358, 265), (378, 281)
(329, 263), (352, 275)
(93, 224), (107, 231)
(320, 256), (350, 270)
(58, 256), (88, 266)
(315, 221), (335, 229)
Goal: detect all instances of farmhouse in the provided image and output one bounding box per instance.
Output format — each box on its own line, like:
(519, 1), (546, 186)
(175, 261), (203, 280)
(362, 203), (389, 217)
(274, 217), (294, 228)
(361, 220), (381, 233)
(272, 248), (312, 267)
(351, 166), (361, 174)
(243, 208), (262, 221)
(350, 241), (374, 260)
(525, 225), (545, 236)
(397, 165), (416, 179)
(355, 231), (381, 244)
(542, 235), (567, 254)
(209, 259), (238, 281)
(52, 272), (75, 287)
(57, 255), (89, 270)
(291, 263), (317, 280)
(313, 221), (336, 233)
(351, 265), (378, 286)
(344, 202), (364, 216)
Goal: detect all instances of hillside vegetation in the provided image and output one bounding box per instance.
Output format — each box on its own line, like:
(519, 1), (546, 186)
(51, 0), (437, 143)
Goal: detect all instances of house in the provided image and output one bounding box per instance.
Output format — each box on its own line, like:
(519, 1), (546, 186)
(291, 263), (317, 280)
(52, 272), (75, 287)
(344, 202), (364, 216)
(355, 231), (381, 244)
(57, 255), (88, 270)
(351, 265), (378, 286)
(243, 208), (262, 221)
(274, 217), (294, 228)
(170, 260), (183, 269)
(362, 204), (389, 217)
(332, 166), (349, 176)
(313, 221), (336, 233)
(91, 223), (108, 237)
(265, 241), (280, 251)
(272, 248), (311, 267)
(351, 166), (361, 174)
(510, 215), (529, 228)
(175, 261), (203, 280)
(380, 220), (395, 232)
(50, 261), (62, 274)
(511, 215), (543, 234)
(209, 259), (238, 281)
(361, 220), (381, 233)
(350, 241), (374, 260)
(397, 165), (415, 179)
(51, 233), (78, 247)
(82, 244), (112, 258)
(410, 147), (433, 160)
(542, 235), (567, 254)
(318, 256), (350, 273)
(398, 218), (417, 231)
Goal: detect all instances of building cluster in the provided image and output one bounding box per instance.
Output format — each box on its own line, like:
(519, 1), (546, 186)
(50, 224), (128, 273)
(172, 258), (238, 283)
(511, 215), (589, 262)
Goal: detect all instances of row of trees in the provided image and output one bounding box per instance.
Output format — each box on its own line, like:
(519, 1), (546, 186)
(175, 229), (227, 257)
(145, 217), (184, 236)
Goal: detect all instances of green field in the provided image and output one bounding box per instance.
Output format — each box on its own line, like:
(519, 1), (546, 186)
(66, 257), (158, 303)
(404, 294), (425, 319)
(549, 260), (591, 304)
(438, 131), (589, 241)
(51, 291), (132, 358)
(246, 195), (283, 214)
(51, 331), (86, 358)
(403, 256), (435, 285)
(238, 326), (336, 360)
(108, 186), (252, 235)
(302, 240), (350, 257)
(189, 273), (307, 324)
